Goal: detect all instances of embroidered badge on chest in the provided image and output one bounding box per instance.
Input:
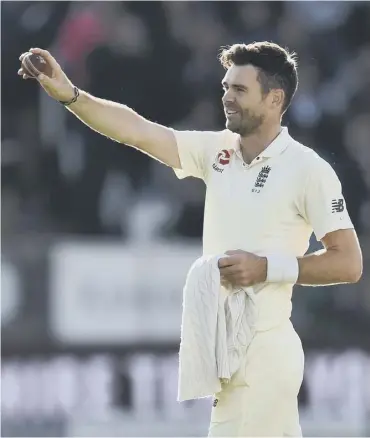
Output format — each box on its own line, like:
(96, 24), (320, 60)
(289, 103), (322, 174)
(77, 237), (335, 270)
(212, 149), (232, 173)
(251, 165), (272, 193)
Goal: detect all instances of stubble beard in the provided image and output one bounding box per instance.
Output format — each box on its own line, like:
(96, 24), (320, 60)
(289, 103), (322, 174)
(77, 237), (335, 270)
(227, 110), (265, 137)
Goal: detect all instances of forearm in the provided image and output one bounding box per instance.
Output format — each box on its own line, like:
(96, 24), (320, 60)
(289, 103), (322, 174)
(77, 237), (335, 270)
(65, 90), (179, 167)
(19, 48), (179, 167)
(67, 90), (144, 145)
(297, 248), (361, 286)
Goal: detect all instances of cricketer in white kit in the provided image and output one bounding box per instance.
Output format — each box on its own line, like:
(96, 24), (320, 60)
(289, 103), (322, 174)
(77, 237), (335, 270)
(174, 125), (348, 436)
(20, 40), (363, 437)
(171, 45), (362, 436)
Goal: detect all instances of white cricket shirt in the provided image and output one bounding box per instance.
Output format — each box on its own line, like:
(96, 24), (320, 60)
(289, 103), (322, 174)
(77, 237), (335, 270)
(173, 127), (354, 330)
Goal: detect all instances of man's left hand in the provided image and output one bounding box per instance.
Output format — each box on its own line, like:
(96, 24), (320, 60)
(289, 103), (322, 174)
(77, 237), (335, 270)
(218, 250), (267, 288)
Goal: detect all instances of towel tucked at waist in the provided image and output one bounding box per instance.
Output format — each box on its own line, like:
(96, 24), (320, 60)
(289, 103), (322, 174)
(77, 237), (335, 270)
(178, 255), (257, 402)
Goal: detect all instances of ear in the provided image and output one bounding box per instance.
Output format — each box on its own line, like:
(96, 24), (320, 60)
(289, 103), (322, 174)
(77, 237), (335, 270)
(271, 89), (285, 110)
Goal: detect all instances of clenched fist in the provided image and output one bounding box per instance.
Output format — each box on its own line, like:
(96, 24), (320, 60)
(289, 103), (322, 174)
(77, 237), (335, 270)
(18, 48), (75, 103)
(218, 250), (267, 288)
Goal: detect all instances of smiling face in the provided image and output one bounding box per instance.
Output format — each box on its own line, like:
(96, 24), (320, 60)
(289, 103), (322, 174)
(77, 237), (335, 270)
(222, 64), (281, 136)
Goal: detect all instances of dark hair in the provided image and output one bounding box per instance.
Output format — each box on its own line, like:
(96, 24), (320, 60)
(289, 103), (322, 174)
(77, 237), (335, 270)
(219, 41), (298, 113)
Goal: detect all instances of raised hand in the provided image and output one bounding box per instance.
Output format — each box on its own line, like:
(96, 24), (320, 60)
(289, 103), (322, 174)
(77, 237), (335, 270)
(18, 48), (76, 102)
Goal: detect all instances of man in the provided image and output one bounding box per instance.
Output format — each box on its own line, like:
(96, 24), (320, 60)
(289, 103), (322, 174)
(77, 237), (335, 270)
(19, 41), (362, 436)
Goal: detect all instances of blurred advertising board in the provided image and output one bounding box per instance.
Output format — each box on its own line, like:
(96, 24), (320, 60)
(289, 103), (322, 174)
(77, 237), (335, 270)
(2, 238), (369, 353)
(48, 241), (202, 345)
(2, 351), (370, 436)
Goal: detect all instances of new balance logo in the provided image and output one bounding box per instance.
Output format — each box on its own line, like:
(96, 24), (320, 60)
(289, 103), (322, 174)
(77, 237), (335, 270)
(252, 165), (271, 193)
(332, 198), (344, 213)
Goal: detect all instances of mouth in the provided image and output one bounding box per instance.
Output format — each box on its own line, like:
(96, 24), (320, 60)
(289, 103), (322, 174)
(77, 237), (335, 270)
(225, 111), (239, 119)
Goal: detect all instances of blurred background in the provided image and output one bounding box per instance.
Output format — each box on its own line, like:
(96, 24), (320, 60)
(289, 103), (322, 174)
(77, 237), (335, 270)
(1, 1), (370, 436)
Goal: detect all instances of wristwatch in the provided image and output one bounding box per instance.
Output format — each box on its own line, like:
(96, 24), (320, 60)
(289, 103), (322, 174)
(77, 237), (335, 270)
(59, 86), (80, 106)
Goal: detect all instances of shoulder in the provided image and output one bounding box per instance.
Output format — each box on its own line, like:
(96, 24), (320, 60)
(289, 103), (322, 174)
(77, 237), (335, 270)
(172, 128), (237, 147)
(287, 137), (336, 178)
(172, 128), (239, 163)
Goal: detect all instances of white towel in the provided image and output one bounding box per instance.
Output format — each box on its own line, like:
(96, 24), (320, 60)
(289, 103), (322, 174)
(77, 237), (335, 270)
(178, 255), (257, 402)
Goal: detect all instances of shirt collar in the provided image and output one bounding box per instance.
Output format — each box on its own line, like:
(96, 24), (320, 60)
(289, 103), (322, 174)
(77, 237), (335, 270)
(233, 127), (290, 161)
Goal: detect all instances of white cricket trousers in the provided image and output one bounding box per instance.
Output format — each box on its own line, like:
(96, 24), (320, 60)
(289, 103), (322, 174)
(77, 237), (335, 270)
(208, 319), (304, 437)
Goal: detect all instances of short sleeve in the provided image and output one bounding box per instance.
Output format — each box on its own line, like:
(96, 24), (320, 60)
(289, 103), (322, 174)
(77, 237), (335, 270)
(172, 129), (230, 181)
(300, 156), (354, 241)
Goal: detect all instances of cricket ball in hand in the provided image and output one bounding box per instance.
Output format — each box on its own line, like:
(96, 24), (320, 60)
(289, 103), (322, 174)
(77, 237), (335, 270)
(22, 52), (53, 78)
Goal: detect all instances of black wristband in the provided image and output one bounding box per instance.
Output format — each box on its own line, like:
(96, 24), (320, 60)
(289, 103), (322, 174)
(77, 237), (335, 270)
(59, 86), (80, 106)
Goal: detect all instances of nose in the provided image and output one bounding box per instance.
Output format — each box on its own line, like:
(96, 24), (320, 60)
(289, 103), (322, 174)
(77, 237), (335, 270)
(222, 90), (235, 105)
(222, 92), (233, 104)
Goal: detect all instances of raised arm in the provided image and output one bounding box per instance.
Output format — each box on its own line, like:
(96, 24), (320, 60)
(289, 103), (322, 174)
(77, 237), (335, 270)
(18, 48), (181, 169)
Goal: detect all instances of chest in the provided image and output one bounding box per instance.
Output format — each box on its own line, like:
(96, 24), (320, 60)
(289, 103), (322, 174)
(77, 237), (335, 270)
(205, 158), (301, 225)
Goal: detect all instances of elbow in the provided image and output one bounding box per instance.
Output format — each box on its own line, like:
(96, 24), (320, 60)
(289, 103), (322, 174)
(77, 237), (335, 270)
(348, 267), (363, 284)
(346, 259), (363, 283)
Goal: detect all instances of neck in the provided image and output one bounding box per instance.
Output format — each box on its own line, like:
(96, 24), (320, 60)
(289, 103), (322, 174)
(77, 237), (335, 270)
(239, 122), (282, 164)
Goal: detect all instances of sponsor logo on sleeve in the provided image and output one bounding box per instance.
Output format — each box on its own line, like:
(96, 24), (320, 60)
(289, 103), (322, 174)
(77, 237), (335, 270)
(331, 198), (344, 213)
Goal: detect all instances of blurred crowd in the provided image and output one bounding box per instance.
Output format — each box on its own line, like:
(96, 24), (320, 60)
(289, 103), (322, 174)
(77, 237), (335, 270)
(2, 2), (370, 338)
